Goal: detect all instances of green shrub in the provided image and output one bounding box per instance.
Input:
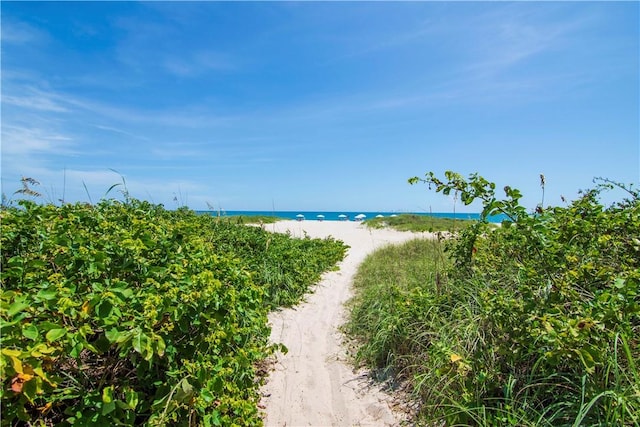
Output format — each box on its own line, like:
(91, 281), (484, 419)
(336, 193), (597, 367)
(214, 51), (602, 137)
(348, 172), (639, 426)
(1, 198), (346, 426)
(198, 220), (347, 308)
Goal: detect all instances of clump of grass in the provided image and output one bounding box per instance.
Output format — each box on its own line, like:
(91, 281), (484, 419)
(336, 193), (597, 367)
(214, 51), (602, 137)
(364, 214), (474, 233)
(345, 238), (449, 378)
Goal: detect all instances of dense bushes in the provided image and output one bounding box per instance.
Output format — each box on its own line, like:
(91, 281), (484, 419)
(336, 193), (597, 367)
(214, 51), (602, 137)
(348, 172), (639, 425)
(201, 220), (348, 308)
(0, 199), (346, 426)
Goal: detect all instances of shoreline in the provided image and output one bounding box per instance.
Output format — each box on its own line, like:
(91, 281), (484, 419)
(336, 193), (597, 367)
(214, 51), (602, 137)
(197, 210), (507, 223)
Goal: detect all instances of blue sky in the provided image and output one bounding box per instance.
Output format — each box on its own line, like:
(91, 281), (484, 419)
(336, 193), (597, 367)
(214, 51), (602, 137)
(2, 1), (638, 212)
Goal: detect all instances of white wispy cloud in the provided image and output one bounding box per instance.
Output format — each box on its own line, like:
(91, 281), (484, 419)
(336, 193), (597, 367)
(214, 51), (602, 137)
(3, 77), (235, 131)
(459, 4), (598, 78)
(2, 91), (69, 113)
(93, 124), (150, 141)
(0, 19), (49, 45)
(1, 125), (76, 156)
(59, 93), (235, 129)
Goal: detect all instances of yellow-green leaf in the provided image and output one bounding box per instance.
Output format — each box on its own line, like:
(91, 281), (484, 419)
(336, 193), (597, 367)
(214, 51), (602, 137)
(45, 328), (67, 342)
(33, 366), (56, 387)
(102, 385), (114, 403)
(2, 349), (23, 373)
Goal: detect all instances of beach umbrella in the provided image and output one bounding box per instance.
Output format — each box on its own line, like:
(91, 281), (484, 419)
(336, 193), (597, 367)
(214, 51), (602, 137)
(338, 214), (347, 221)
(390, 214), (398, 217)
(296, 214), (305, 221)
(376, 214), (384, 218)
(355, 214), (366, 220)
(316, 214), (325, 221)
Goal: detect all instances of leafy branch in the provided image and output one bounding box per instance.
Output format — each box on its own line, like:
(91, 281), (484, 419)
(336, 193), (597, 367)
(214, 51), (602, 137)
(409, 171), (529, 224)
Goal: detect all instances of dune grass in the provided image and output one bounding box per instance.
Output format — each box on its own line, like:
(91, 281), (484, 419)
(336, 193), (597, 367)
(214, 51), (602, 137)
(346, 173), (639, 426)
(364, 214), (474, 233)
(346, 238), (448, 374)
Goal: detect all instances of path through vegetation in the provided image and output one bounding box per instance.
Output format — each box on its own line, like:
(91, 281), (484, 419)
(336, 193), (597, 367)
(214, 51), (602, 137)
(260, 220), (428, 426)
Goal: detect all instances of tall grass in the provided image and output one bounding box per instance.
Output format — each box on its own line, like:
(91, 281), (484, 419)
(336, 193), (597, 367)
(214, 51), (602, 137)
(346, 238), (449, 380)
(346, 174), (639, 426)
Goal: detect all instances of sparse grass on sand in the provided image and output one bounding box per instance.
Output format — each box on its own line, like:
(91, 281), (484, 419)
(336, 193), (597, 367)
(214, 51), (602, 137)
(364, 213), (474, 232)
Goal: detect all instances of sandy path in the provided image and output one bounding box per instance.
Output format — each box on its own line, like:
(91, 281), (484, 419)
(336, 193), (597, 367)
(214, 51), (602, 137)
(260, 220), (428, 427)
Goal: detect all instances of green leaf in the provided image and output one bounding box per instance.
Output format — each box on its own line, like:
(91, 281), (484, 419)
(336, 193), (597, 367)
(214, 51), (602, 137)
(45, 328), (67, 342)
(124, 388), (139, 410)
(7, 301), (29, 317)
(96, 300), (113, 319)
(36, 288), (58, 301)
(132, 330), (152, 359)
(200, 388), (215, 404)
(614, 278), (626, 289)
(153, 334), (166, 357)
(78, 324), (94, 338)
(70, 340), (84, 358)
(29, 343), (57, 357)
(576, 348), (596, 374)
(105, 328), (121, 343)
(2, 348), (23, 373)
(211, 377), (223, 393)
(102, 400), (116, 416)
(102, 385), (114, 403)
(22, 376), (39, 403)
(175, 378), (194, 403)
(22, 324), (39, 340)
(132, 330), (143, 354)
(211, 410), (222, 426)
(111, 286), (134, 301)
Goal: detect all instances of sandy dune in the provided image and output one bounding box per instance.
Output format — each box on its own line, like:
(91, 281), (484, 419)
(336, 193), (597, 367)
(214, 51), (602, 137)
(260, 220), (430, 426)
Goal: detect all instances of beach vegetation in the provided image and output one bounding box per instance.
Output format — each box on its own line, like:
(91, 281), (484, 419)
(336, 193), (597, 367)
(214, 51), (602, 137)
(206, 214), (281, 225)
(1, 191), (347, 425)
(364, 213), (474, 233)
(347, 171), (639, 426)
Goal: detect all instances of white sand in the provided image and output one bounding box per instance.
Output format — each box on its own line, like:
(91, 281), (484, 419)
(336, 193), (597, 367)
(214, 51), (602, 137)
(260, 220), (431, 426)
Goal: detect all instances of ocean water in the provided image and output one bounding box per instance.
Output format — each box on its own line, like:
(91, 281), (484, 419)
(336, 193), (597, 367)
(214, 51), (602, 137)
(197, 210), (508, 223)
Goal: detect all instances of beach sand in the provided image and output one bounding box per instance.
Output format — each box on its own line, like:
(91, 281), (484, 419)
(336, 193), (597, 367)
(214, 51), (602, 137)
(260, 220), (432, 426)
